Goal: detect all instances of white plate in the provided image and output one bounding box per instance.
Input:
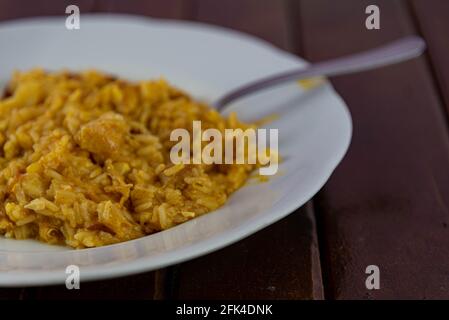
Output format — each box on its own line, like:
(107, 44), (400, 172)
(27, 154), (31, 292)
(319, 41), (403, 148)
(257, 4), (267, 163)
(0, 14), (352, 286)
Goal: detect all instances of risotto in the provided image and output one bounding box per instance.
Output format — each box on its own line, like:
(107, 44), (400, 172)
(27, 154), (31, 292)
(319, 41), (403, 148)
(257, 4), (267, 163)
(0, 69), (256, 248)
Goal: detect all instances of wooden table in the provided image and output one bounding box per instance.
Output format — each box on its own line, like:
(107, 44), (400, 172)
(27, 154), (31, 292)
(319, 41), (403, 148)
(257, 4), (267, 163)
(1, 0), (449, 300)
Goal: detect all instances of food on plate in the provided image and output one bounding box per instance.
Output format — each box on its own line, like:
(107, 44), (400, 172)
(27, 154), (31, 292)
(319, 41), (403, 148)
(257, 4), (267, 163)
(0, 69), (256, 248)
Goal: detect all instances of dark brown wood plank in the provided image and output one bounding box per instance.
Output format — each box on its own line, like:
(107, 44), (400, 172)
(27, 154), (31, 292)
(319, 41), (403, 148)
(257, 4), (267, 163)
(30, 273), (156, 300)
(193, 0), (293, 51)
(0, 0), (96, 21)
(0, 0), (189, 22)
(411, 0), (449, 112)
(96, 0), (190, 19)
(175, 206), (323, 299)
(174, 0), (324, 300)
(299, 0), (449, 299)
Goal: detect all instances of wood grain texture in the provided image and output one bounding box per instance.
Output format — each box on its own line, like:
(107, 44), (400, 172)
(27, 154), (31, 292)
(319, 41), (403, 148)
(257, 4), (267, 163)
(299, 0), (449, 299)
(193, 0), (293, 51)
(175, 205), (323, 300)
(411, 0), (449, 113)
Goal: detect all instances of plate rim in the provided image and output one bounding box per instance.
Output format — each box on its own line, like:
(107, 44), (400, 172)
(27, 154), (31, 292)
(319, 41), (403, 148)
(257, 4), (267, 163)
(0, 14), (353, 287)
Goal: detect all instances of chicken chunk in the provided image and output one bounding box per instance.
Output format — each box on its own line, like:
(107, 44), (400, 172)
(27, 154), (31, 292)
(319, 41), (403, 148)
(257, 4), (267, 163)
(77, 113), (128, 160)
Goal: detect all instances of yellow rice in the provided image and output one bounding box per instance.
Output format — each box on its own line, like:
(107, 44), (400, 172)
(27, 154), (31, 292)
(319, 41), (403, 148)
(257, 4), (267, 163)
(0, 69), (255, 248)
